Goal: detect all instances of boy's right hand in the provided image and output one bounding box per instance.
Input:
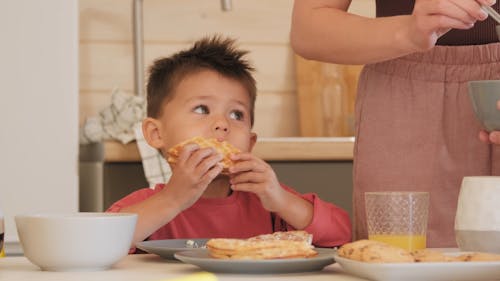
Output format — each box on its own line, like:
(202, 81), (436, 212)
(162, 143), (223, 211)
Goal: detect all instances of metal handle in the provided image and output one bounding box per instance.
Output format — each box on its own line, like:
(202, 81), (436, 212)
(133, 0), (144, 97)
(220, 0), (232, 11)
(482, 5), (500, 24)
(132, 0), (233, 97)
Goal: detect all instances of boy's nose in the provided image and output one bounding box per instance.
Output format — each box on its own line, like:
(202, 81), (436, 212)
(215, 126), (228, 132)
(213, 116), (229, 134)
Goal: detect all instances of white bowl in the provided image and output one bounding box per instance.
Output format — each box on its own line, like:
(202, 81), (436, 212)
(15, 212), (137, 271)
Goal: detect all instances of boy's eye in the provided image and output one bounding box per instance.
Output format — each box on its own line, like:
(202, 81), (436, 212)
(193, 105), (209, 114)
(229, 110), (244, 121)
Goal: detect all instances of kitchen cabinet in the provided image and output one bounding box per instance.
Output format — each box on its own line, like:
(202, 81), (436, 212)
(295, 55), (362, 137)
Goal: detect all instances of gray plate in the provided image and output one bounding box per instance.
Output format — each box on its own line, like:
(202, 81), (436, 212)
(136, 239), (209, 260)
(174, 248), (336, 274)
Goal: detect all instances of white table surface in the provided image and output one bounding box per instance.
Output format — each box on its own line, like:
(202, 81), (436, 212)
(0, 254), (367, 281)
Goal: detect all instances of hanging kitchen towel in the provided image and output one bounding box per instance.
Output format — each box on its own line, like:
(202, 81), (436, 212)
(134, 123), (172, 187)
(80, 88), (146, 144)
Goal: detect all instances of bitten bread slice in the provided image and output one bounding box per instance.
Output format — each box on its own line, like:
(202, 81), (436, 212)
(412, 249), (458, 262)
(248, 230), (313, 244)
(337, 239), (414, 263)
(206, 231), (317, 260)
(455, 252), (500, 262)
(167, 136), (240, 174)
(206, 238), (317, 259)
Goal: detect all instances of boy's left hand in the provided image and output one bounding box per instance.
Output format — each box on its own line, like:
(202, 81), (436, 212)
(227, 153), (286, 212)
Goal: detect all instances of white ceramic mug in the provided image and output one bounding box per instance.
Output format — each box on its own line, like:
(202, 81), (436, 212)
(455, 176), (500, 253)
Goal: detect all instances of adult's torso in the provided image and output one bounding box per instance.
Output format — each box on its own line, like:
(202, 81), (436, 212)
(375, 0), (500, 45)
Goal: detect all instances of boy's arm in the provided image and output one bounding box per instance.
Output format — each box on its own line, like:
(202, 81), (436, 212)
(228, 152), (351, 246)
(114, 187), (184, 246)
(275, 184), (352, 247)
(107, 185), (184, 246)
(228, 152), (313, 228)
(110, 144), (223, 247)
(271, 188), (314, 230)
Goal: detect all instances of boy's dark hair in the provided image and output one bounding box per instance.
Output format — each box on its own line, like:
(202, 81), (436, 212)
(146, 35), (257, 125)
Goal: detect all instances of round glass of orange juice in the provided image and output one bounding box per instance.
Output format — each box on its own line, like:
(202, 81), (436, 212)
(365, 192), (429, 251)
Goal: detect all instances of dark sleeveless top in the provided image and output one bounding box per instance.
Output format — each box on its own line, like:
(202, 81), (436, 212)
(375, 0), (500, 45)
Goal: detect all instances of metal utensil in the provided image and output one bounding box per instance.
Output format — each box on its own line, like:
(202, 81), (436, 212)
(482, 5), (500, 24)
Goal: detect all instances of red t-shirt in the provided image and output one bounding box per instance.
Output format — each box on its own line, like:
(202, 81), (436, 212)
(107, 183), (351, 249)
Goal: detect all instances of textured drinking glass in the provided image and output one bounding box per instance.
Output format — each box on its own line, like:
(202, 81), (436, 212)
(365, 192), (429, 251)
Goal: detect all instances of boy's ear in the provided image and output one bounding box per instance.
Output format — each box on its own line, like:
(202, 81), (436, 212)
(142, 117), (164, 149)
(248, 132), (258, 152)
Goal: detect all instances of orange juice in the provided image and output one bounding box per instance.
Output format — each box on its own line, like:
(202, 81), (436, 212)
(369, 234), (426, 251)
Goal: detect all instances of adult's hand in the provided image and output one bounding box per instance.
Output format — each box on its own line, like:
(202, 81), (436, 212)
(479, 100), (500, 144)
(408, 0), (492, 51)
(291, 0), (494, 65)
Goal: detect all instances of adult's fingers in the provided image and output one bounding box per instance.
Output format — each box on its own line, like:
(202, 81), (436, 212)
(476, 0), (497, 7)
(450, 0), (488, 21)
(489, 131), (500, 144)
(416, 0), (471, 23)
(479, 130), (492, 143)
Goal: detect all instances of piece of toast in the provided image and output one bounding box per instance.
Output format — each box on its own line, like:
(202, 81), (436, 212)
(167, 136), (240, 174)
(337, 239), (385, 262)
(455, 252), (500, 262)
(206, 239), (317, 260)
(337, 239), (414, 263)
(411, 249), (453, 262)
(206, 231), (317, 260)
(248, 230), (313, 245)
(338, 240), (500, 263)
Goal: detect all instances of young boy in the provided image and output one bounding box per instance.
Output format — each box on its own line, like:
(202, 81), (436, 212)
(107, 36), (351, 250)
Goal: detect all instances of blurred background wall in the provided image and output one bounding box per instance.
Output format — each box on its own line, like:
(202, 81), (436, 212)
(79, 0), (374, 137)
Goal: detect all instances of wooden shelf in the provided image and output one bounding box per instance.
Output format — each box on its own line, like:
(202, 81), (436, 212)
(103, 137), (354, 162)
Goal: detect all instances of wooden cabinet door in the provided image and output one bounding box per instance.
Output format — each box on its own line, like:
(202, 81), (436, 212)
(294, 54), (363, 137)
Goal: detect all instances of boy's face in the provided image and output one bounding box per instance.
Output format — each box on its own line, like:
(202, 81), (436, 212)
(147, 69), (256, 153)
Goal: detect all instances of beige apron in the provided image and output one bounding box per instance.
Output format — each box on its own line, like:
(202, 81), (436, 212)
(353, 43), (500, 247)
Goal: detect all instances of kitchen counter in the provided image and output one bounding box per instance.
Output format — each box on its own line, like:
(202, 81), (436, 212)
(0, 254), (365, 281)
(102, 137), (355, 162)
